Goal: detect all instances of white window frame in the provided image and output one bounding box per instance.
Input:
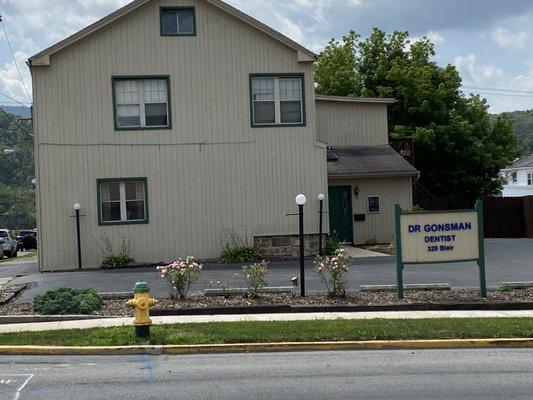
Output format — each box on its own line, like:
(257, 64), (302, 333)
(99, 179), (148, 224)
(113, 77), (170, 130)
(251, 75), (304, 126)
(528, 172), (533, 186)
(367, 195), (380, 214)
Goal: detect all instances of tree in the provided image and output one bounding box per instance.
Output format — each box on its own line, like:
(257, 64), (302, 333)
(314, 29), (521, 208)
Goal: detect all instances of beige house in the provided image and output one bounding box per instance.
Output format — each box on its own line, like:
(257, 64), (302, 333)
(28, 0), (416, 271)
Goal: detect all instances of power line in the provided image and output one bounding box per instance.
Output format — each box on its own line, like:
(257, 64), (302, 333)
(462, 89), (533, 98)
(0, 92), (32, 107)
(462, 85), (533, 95)
(0, 106), (33, 137)
(0, 15), (32, 102)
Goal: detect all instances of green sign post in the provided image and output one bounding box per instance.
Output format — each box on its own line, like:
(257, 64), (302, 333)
(394, 200), (487, 299)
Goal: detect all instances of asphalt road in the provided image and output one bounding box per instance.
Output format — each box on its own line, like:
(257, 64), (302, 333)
(3, 239), (533, 301)
(1, 349), (532, 399)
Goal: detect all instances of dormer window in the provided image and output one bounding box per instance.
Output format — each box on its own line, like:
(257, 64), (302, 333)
(160, 7), (196, 36)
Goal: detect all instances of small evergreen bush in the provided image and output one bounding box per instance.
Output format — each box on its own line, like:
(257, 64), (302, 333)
(219, 244), (261, 264)
(33, 288), (102, 315)
(324, 235), (341, 255)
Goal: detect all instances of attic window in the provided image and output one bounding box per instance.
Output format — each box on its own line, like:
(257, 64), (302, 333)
(160, 7), (196, 36)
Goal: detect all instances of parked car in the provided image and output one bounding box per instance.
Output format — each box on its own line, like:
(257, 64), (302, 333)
(0, 229), (17, 258)
(16, 229), (37, 251)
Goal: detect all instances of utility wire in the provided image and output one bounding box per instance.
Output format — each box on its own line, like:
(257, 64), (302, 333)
(462, 85), (533, 95)
(0, 106), (33, 137)
(462, 89), (533, 98)
(0, 15), (32, 102)
(0, 92), (32, 107)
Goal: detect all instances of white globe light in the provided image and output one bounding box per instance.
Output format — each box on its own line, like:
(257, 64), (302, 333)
(317, 193), (326, 201)
(73, 203), (81, 211)
(31, 178), (37, 185)
(295, 194), (307, 206)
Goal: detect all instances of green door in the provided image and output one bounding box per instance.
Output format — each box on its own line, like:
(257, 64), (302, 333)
(328, 186), (353, 243)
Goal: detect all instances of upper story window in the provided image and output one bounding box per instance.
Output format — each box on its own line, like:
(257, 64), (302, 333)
(528, 172), (532, 186)
(98, 178), (148, 225)
(250, 74), (305, 127)
(160, 7), (196, 36)
(112, 76), (171, 130)
(511, 171), (517, 183)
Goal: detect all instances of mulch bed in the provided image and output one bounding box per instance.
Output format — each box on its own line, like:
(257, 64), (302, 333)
(356, 244), (395, 255)
(1, 288), (533, 317)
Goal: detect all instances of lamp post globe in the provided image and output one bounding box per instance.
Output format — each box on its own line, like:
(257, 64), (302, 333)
(73, 203), (81, 211)
(295, 194), (307, 206)
(317, 193), (325, 201)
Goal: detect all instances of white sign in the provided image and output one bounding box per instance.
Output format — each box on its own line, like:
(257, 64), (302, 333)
(400, 211), (479, 263)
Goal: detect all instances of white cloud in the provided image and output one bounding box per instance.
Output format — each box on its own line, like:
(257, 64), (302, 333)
(454, 53), (533, 112)
(426, 31), (445, 44)
(491, 27), (528, 50)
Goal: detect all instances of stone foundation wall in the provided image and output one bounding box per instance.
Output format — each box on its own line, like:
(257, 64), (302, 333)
(254, 234), (326, 260)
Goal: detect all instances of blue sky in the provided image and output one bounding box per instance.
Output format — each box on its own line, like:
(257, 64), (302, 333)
(0, 0), (531, 113)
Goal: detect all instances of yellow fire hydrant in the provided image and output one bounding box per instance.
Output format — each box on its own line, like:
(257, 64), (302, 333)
(126, 281), (157, 338)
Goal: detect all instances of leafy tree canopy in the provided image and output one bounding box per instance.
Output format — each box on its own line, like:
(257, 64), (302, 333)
(315, 29), (521, 208)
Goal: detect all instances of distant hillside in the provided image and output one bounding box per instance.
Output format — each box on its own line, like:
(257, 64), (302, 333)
(0, 105), (31, 119)
(494, 109), (533, 155)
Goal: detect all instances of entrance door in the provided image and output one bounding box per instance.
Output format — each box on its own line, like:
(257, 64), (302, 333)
(328, 186), (353, 243)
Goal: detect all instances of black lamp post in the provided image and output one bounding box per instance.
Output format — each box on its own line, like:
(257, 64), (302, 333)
(73, 203), (82, 270)
(317, 193), (325, 256)
(295, 194), (307, 297)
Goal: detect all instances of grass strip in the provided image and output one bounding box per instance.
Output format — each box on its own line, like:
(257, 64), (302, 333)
(0, 251), (37, 264)
(0, 318), (532, 347)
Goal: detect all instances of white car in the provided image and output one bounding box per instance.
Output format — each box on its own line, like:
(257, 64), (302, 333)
(0, 229), (18, 258)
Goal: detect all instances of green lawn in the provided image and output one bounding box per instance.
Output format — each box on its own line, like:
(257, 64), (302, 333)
(0, 251), (37, 264)
(1, 318), (532, 347)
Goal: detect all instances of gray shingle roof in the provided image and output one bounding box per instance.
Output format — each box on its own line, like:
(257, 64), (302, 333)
(327, 145), (419, 177)
(507, 155), (533, 169)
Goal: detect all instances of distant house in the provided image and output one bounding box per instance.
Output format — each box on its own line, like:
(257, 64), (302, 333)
(501, 155), (533, 197)
(28, 0), (417, 271)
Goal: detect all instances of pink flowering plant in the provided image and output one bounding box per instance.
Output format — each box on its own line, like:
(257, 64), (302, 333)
(242, 261), (268, 299)
(314, 247), (350, 297)
(157, 256), (202, 300)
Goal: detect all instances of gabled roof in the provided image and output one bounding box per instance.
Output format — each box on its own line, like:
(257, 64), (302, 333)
(28, 0), (316, 66)
(327, 145), (419, 178)
(503, 155), (533, 170)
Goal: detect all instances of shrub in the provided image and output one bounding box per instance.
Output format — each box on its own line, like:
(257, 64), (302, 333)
(242, 261), (268, 299)
(219, 244), (261, 264)
(157, 257), (202, 299)
(94, 235), (135, 269)
(500, 283), (511, 293)
(364, 237), (378, 246)
(314, 247), (350, 297)
(102, 254), (135, 269)
(324, 235), (341, 255)
(34, 288), (102, 315)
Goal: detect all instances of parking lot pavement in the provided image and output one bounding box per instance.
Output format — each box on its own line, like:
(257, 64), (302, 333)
(4, 239), (533, 303)
(0, 252), (38, 279)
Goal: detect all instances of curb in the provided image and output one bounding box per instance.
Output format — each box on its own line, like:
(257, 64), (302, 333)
(0, 338), (532, 356)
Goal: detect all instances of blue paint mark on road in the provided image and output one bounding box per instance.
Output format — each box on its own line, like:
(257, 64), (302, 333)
(141, 354), (156, 385)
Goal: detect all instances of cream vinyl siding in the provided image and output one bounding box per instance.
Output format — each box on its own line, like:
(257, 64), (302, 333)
(32, 0), (326, 270)
(329, 177), (412, 244)
(316, 100), (389, 146)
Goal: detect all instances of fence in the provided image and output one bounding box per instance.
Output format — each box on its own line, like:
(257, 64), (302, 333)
(483, 196), (533, 238)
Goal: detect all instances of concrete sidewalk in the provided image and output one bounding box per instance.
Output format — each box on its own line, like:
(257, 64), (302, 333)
(1, 310), (532, 334)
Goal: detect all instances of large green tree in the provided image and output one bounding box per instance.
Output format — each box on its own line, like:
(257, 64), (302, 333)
(0, 109), (35, 229)
(315, 29), (521, 208)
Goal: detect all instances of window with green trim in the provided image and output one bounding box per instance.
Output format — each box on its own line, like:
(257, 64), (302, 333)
(160, 7), (196, 36)
(113, 77), (170, 130)
(250, 75), (304, 126)
(98, 179), (148, 224)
